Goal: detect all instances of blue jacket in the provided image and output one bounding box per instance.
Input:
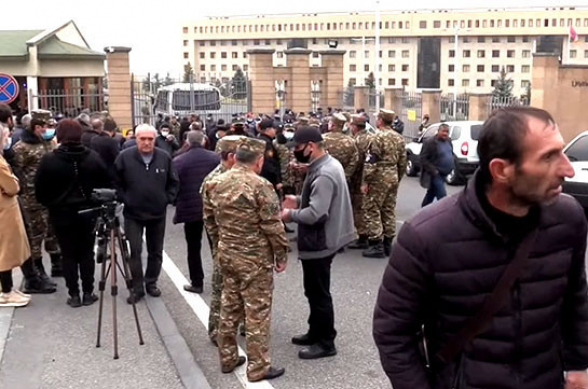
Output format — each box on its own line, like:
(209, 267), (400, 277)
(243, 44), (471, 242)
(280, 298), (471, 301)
(172, 145), (220, 223)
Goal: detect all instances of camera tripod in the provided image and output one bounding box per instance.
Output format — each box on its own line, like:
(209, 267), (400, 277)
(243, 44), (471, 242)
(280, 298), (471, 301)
(92, 204), (145, 359)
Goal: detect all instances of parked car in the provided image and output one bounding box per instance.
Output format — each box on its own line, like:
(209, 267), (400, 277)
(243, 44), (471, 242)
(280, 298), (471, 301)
(405, 121), (484, 185)
(562, 131), (588, 211)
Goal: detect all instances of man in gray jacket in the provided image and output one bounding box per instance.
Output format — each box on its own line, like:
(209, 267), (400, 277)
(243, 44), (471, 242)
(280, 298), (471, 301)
(281, 126), (355, 360)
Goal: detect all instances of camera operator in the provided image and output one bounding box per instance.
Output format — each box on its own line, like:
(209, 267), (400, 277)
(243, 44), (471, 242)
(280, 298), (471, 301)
(35, 119), (111, 308)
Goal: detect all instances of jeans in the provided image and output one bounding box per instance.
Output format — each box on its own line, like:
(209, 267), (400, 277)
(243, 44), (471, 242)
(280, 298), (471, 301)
(124, 217), (166, 294)
(422, 174), (447, 207)
(184, 220), (204, 288)
(301, 254), (337, 348)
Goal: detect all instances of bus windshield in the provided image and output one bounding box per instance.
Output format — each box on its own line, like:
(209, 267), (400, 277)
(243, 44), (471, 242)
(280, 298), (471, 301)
(172, 90), (221, 111)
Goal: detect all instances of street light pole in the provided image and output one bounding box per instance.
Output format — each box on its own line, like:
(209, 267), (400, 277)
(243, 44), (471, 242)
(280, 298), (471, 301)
(351, 36), (375, 87)
(454, 26), (459, 119)
(375, 0), (381, 111)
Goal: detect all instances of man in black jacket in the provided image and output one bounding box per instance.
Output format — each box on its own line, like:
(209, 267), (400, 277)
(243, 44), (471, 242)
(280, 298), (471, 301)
(374, 107), (588, 389)
(90, 118), (120, 179)
(155, 123), (180, 156)
(114, 124), (179, 303)
(257, 119), (282, 192)
(419, 124), (453, 207)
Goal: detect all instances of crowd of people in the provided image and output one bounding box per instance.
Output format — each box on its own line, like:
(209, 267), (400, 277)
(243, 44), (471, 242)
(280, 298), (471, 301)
(1, 102), (587, 388)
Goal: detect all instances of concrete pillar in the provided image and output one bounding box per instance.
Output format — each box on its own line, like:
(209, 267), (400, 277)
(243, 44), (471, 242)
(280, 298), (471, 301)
(467, 93), (492, 121)
(383, 87), (404, 112)
(26, 76), (39, 111)
(247, 48), (276, 115)
(104, 46), (132, 130)
(531, 54), (560, 115)
(286, 48), (312, 114)
(317, 50), (346, 111)
(354, 86), (369, 113)
(421, 89), (442, 124)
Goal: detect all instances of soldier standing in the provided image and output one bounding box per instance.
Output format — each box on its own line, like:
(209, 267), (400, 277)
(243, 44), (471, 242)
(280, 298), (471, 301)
(202, 135), (245, 345)
(348, 115), (372, 250)
(12, 110), (59, 293)
(204, 137), (288, 382)
(323, 113), (358, 184)
(361, 109), (407, 258)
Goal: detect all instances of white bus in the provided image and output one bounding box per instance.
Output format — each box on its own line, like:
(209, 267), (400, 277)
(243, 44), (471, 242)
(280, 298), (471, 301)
(153, 83), (222, 117)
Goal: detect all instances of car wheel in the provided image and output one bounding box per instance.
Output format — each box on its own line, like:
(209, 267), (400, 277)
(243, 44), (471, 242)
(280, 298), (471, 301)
(445, 168), (464, 186)
(406, 155), (418, 177)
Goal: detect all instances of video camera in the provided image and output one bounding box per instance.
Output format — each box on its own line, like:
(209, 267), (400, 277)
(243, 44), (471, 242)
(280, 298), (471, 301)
(91, 188), (117, 203)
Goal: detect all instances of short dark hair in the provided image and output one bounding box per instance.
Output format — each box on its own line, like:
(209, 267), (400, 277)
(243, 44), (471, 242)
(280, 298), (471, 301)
(0, 104), (11, 124)
(478, 106), (556, 183)
(56, 119), (83, 144)
(439, 123), (450, 131)
(235, 149), (259, 164)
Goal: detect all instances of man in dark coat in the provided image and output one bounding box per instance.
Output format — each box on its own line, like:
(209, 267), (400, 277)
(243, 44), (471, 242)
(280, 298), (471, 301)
(79, 116), (100, 148)
(257, 119), (282, 192)
(172, 131), (220, 293)
(373, 107), (588, 389)
(155, 124), (180, 156)
(419, 124), (453, 207)
(90, 118), (120, 180)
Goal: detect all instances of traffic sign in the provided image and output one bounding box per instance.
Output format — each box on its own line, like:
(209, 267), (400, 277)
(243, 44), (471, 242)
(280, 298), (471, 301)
(0, 74), (19, 104)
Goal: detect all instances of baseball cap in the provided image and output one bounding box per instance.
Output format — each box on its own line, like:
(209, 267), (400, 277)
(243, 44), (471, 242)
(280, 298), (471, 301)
(259, 119), (275, 131)
(293, 126), (323, 145)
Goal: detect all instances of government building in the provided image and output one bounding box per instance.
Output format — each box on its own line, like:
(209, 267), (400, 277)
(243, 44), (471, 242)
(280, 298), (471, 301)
(181, 6), (588, 99)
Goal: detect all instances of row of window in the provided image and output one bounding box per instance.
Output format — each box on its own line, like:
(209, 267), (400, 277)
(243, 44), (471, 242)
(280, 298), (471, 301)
(448, 49), (532, 58)
(448, 64), (529, 73)
(447, 79), (530, 88)
(183, 16), (588, 35)
(348, 78), (410, 87)
(197, 64), (250, 72)
(350, 64), (410, 72)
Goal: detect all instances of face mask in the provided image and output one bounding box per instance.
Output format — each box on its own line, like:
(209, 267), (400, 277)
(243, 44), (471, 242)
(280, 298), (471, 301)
(284, 131), (294, 140)
(42, 129), (55, 140)
(294, 144), (311, 163)
(3, 136), (12, 150)
(161, 131), (169, 137)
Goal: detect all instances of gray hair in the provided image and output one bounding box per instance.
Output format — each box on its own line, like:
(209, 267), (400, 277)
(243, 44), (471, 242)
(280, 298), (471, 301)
(187, 130), (205, 146)
(21, 114), (31, 127)
(135, 124), (157, 137)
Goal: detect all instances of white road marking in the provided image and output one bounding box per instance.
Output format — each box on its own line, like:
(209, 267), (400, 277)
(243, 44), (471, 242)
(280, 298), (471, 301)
(161, 251), (276, 389)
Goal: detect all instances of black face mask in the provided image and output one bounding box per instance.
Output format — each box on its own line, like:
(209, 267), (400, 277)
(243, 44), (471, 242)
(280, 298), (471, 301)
(294, 144), (311, 163)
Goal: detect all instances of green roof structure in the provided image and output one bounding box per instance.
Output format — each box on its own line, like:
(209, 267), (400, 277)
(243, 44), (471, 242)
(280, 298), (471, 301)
(0, 30), (43, 58)
(37, 36), (105, 59)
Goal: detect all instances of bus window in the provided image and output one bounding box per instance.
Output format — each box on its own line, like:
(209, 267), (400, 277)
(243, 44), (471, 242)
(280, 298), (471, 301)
(172, 90), (221, 111)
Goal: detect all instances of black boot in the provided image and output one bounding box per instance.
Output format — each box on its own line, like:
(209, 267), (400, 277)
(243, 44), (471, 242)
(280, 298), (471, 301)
(34, 257), (57, 287)
(50, 253), (64, 277)
(383, 236), (393, 257)
(362, 240), (386, 258)
(22, 258), (56, 294)
(348, 235), (368, 250)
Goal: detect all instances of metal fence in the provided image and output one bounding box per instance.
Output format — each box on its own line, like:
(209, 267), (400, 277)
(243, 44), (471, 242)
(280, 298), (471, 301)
(399, 91), (423, 139)
(440, 94), (469, 121)
(368, 90), (384, 112)
(132, 75), (251, 127)
(32, 87), (106, 117)
(489, 95), (530, 111)
(338, 87), (355, 111)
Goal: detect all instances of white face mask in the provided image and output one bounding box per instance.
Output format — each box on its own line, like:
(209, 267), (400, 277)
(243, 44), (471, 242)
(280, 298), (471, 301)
(284, 131), (294, 140)
(3, 136), (11, 150)
(161, 131), (169, 137)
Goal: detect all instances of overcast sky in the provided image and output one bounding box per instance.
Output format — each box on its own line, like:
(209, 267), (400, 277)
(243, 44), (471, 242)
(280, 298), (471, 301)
(4, 0), (587, 76)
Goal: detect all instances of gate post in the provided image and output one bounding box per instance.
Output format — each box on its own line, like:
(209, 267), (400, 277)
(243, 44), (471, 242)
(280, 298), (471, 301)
(247, 48), (276, 115)
(384, 87), (404, 112)
(468, 93), (492, 121)
(421, 89), (441, 124)
(104, 46), (133, 131)
(354, 86), (369, 112)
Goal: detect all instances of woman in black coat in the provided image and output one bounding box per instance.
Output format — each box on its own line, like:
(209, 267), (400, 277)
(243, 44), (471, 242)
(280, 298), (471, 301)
(35, 119), (111, 308)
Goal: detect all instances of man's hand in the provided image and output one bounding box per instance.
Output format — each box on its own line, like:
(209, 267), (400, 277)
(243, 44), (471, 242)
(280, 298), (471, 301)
(566, 371), (588, 389)
(282, 195), (298, 210)
(166, 135), (176, 142)
(281, 209), (291, 222)
(275, 259), (287, 273)
(276, 183), (283, 191)
(361, 184), (369, 194)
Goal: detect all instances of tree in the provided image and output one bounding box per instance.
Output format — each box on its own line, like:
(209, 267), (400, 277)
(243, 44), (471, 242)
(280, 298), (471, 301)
(152, 73), (162, 93)
(183, 62), (194, 83)
(231, 67), (247, 99)
(163, 72), (174, 86)
(365, 72), (376, 90)
(522, 83), (531, 103)
(492, 67), (514, 99)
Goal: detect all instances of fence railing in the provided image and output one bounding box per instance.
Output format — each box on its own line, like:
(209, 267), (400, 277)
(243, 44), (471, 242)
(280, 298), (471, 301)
(440, 94), (469, 121)
(33, 88), (106, 117)
(489, 96), (530, 111)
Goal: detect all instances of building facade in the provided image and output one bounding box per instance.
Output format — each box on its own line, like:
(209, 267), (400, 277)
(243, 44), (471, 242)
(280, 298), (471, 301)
(181, 6), (588, 99)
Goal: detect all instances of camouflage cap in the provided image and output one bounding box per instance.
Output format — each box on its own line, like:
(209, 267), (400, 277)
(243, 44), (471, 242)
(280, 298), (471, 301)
(378, 109), (396, 123)
(215, 135), (246, 153)
(31, 109), (52, 125)
(351, 114), (367, 127)
(330, 112), (348, 128)
(235, 136), (266, 156)
(232, 116), (245, 126)
(342, 112), (351, 122)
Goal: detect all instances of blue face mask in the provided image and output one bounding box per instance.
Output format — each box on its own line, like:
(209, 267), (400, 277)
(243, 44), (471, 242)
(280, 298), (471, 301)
(42, 129), (55, 140)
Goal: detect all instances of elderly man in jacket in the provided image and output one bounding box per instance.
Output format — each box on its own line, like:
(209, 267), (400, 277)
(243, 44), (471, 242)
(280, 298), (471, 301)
(282, 126), (355, 360)
(373, 107), (588, 389)
(114, 124), (179, 304)
(172, 131), (220, 293)
(420, 123), (453, 207)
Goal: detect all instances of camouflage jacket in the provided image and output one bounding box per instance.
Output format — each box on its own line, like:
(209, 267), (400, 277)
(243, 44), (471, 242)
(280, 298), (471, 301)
(350, 129), (371, 193)
(201, 163), (228, 260)
(323, 132), (359, 181)
(203, 165), (288, 270)
(12, 133), (56, 209)
(362, 127), (407, 185)
(273, 139), (290, 184)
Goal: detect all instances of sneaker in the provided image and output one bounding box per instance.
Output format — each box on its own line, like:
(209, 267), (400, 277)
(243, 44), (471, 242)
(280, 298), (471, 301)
(67, 295), (82, 308)
(13, 289), (31, 299)
(0, 291), (30, 307)
(82, 293), (99, 306)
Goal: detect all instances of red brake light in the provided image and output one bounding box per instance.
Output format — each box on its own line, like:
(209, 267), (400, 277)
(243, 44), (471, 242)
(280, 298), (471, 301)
(461, 142), (468, 156)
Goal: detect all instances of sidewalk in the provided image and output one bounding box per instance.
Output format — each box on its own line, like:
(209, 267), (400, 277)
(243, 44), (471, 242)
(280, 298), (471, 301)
(0, 260), (204, 389)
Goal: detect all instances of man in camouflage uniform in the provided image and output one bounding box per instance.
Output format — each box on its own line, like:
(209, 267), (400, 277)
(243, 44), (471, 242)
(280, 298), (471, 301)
(348, 115), (373, 250)
(12, 110), (59, 293)
(204, 137), (288, 382)
(361, 109), (407, 258)
(202, 135), (244, 345)
(323, 113), (358, 184)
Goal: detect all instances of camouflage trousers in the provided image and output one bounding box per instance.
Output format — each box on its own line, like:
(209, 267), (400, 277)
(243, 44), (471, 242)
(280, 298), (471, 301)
(208, 257), (245, 343)
(218, 265), (273, 381)
(364, 179), (400, 241)
(24, 207), (60, 259)
(351, 192), (367, 236)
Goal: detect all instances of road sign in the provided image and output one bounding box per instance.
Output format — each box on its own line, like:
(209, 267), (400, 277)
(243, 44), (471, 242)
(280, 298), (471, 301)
(0, 74), (19, 104)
